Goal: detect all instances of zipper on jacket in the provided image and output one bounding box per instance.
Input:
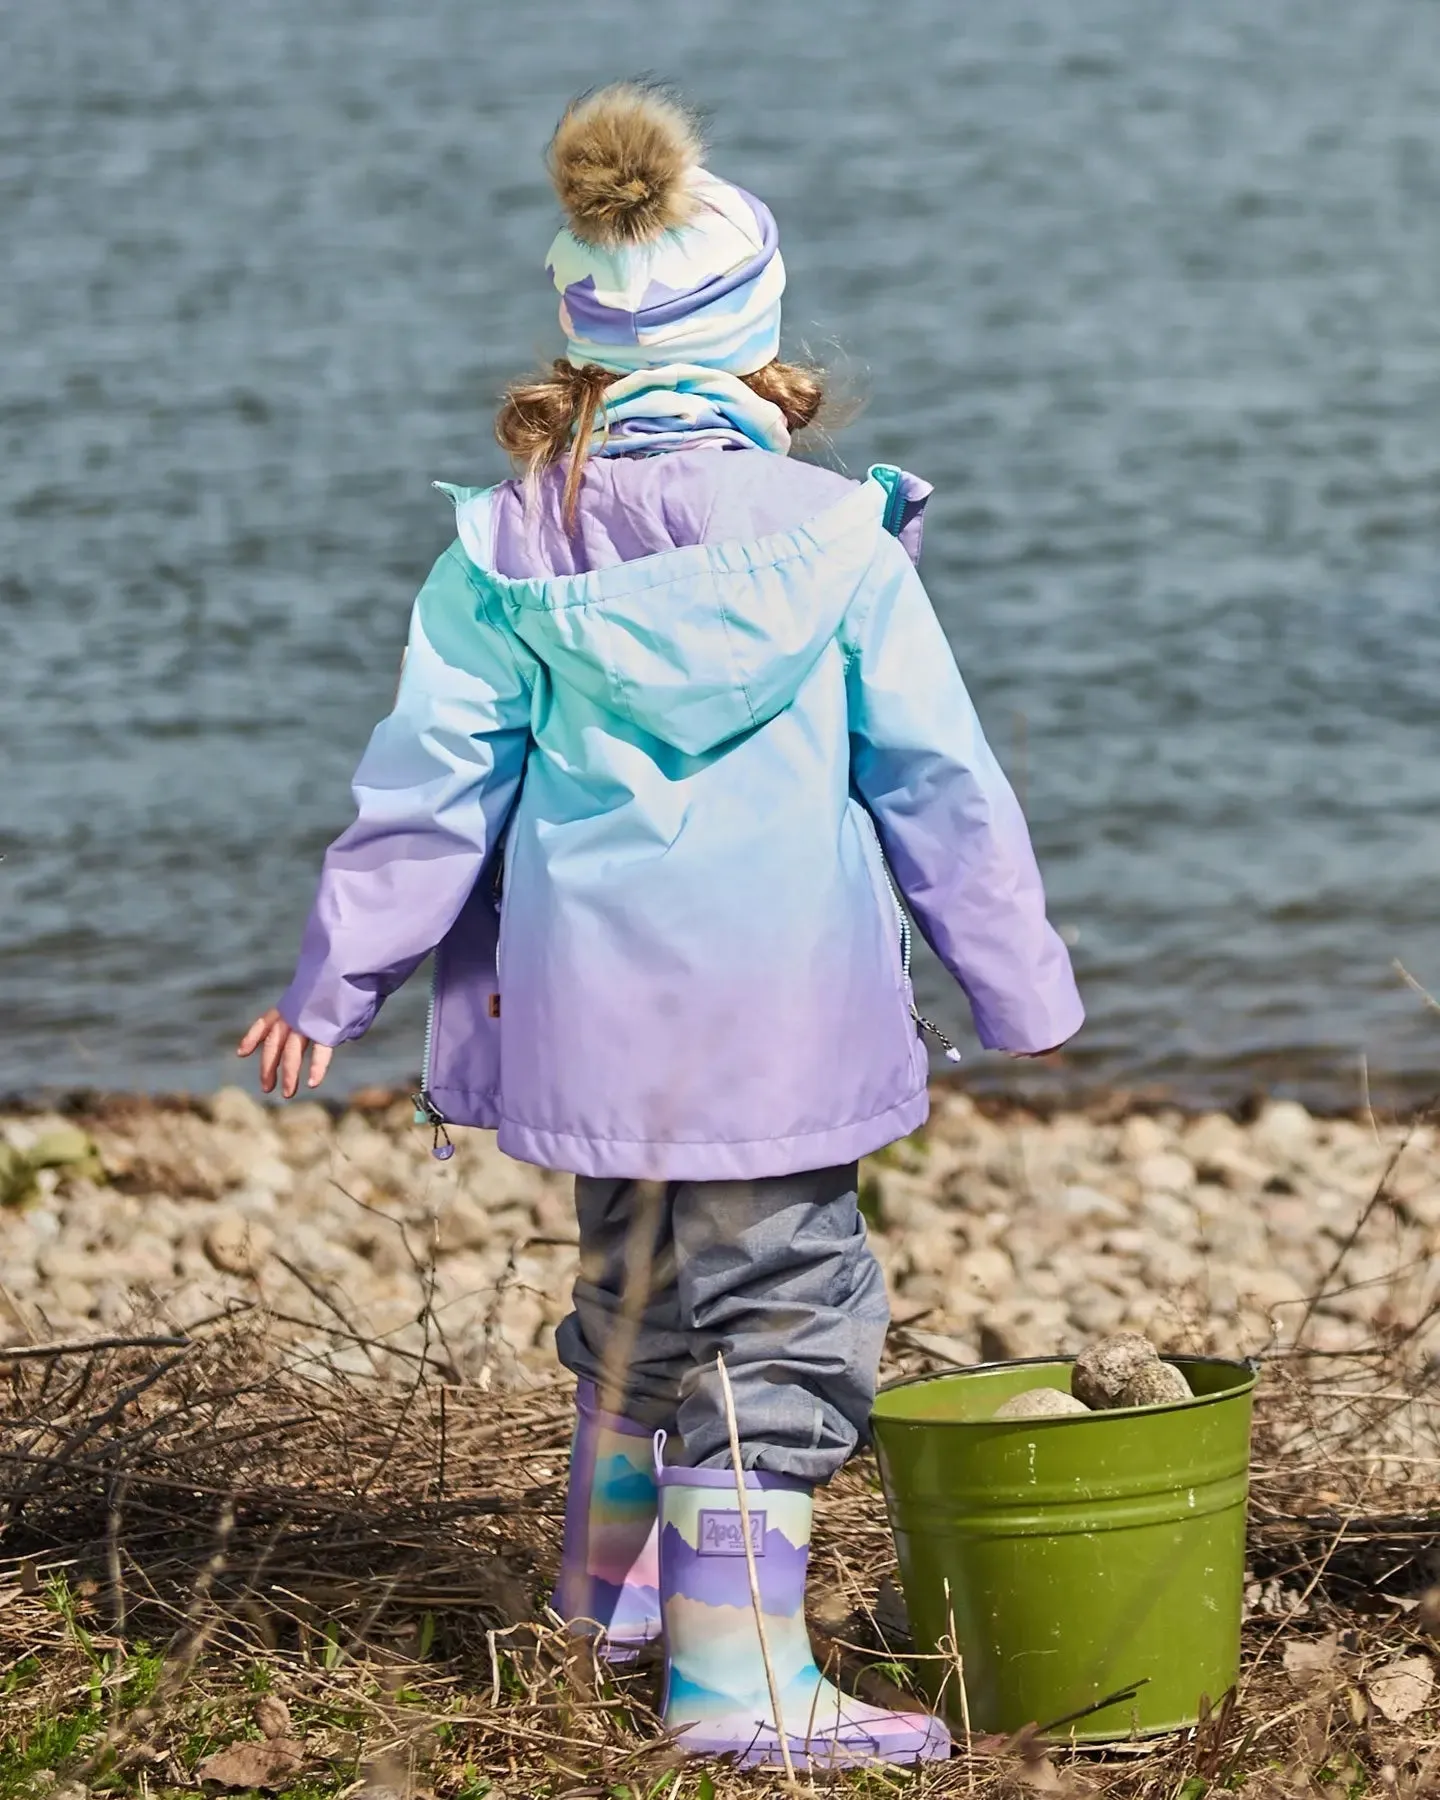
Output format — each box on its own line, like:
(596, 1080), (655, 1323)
(874, 842), (963, 1064)
(412, 962), (455, 1159)
(413, 847), (506, 1161)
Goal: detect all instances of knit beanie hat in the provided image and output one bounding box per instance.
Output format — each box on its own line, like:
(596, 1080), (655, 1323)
(544, 84), (786, 376)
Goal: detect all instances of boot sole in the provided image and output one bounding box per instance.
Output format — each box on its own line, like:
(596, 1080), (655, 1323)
(678, 1711), (951, 1769)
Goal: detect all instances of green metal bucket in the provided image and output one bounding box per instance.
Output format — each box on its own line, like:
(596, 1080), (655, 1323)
(870, 1356), (1256, 1743)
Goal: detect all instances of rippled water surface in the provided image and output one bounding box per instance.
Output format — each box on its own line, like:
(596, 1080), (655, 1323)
(5, 0), (1440, 1106)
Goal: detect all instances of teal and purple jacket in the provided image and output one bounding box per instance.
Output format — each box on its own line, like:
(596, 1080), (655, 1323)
(279, 450), (1082, 1179)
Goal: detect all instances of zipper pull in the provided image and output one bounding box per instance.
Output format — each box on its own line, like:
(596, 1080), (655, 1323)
(911, 1004), (962, 1063)
(411, 1090), (456, 1160)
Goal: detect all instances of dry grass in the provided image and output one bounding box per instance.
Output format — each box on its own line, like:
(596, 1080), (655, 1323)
(0, 1165), (1437, 1797)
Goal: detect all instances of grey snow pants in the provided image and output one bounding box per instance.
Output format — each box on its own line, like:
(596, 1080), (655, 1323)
(554, 1163), (889, 1485)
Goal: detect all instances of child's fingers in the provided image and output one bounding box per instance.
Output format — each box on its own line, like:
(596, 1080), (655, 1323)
(308, 1044), (333, 1090)
(258, 1019), (289, 1092)
(279, 1031), (306, 1100)
(237, 1009), (279, 1057)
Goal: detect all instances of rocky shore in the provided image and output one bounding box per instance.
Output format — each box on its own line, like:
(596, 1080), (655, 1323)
(1, 1086), (1436, 1375)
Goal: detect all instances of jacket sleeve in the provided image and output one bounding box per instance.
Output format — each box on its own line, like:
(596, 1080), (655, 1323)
(279, 545), (535, 1045)
(842, 534), (1083, 1055)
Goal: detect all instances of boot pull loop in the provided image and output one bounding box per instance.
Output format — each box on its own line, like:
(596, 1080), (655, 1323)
(652, 1428), (668, 1480)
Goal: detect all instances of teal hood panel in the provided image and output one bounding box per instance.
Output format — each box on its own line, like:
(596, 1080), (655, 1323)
(485, 479), (889, 757)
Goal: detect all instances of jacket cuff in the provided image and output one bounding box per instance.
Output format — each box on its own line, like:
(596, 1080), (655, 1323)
(277, 975), (378, 1048)
(973, 983), (1085, 1057)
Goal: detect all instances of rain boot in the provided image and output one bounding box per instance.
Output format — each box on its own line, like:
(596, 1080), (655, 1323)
(657, 1457), (950, 1769)
(551, 1381), (662, 1660)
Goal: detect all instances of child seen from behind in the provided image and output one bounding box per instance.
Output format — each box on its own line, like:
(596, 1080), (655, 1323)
(240, 82), (1082, 1770)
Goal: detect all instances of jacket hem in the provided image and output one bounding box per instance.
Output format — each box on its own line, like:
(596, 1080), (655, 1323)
(491, 1088), (931, 1179)
(426, 1086), (502, 1130)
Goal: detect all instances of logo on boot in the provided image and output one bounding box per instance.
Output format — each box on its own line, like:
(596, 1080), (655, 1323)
(697, 1509), (766, 1556)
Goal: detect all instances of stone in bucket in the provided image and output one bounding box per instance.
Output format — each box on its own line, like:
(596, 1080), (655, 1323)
(993, 1386), (1090, 1419)
(990, 1334), (1194, 1420)
(1072, 1331), (1193, 1410)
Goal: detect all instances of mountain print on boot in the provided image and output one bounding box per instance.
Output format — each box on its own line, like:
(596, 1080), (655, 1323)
(657, 1461), (949, 1769)
(552, 1381), (662, 1659)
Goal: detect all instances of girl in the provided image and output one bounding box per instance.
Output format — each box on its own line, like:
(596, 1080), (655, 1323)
(240, 83), (1081, 1771)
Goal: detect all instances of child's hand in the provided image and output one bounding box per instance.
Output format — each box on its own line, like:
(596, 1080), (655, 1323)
(237, 1008), (334, 1098)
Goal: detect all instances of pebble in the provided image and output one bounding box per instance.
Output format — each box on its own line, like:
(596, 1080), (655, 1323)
(113, 1231), (177, 1285)
(1058, 1184), (1130, 1226)
(1252, 1099), (1316, 1163)
(1135, 1152), (1197, 1196)
(1182, 1113), (1248, 1162)
(51, 1279), (95, 1319)
(954, 1246), (1015, 1300)
(1142, 1240), (1203, 1289)
(204, 1214), (275, 1277)
(1118, 1115), (1170, 1162)
(1135, 1189), (1197, 1241)
(1227, 1265), (1308, 1313)
(1068, 1285), (1128, 1337)
(1201, 1210), (1271, 1265)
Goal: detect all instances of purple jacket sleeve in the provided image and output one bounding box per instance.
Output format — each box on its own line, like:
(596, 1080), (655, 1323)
(279, 546), (535, 1045)
(842, 534), (1083, 1055)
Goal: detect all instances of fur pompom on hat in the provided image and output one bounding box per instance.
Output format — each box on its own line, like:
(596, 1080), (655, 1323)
(544, 81), (786, 376)
(548, 82), (703, 249)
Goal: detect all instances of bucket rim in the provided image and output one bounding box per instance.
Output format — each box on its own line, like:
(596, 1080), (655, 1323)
(872, 1352), (1258, 1425)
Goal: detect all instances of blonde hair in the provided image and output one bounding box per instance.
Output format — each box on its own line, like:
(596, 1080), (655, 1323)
(494, 358), (828, 527)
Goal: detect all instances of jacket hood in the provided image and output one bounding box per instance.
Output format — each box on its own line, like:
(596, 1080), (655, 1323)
(449, 476), (891, 757)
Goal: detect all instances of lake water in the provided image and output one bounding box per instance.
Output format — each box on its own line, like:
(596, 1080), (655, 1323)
(5, 0), (1440, 1109)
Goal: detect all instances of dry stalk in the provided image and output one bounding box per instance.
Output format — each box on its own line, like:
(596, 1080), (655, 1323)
(1294, 1104), (1431, 1345)
(0, 1333), (191, 1361)
(943, 1575), (974, 1787)
(715, 1349), (803, 1792)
